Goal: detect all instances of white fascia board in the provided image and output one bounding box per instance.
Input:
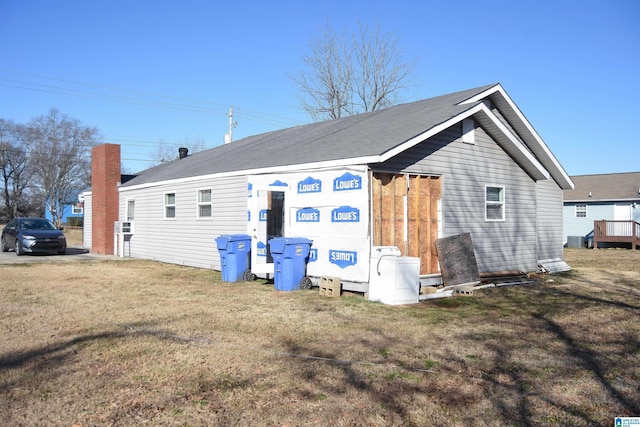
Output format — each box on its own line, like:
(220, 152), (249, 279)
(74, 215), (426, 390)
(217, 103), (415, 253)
(379, 103), (486, 162)
(475, 106), (550, 181)
(461, 84), (574, 190)
(378, 103), (550, 182)
(118, 156), (379, 193)
(458, 83), (503, 105)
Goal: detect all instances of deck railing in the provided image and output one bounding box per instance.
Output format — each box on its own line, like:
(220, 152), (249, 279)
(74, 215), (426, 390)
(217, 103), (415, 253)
(593, 220), (640, 249)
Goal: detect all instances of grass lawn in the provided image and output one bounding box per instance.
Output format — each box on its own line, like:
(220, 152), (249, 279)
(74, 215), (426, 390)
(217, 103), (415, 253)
(0, 248), (638, 426)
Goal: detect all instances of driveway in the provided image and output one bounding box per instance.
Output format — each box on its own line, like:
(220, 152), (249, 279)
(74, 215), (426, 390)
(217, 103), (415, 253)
(0, 245), (123, 265)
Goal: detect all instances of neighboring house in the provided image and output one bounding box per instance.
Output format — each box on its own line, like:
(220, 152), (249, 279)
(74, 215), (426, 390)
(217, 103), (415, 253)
(45, 197), (84, 225)
(84, 83), (574, 290)
(563, 172), (640, 246)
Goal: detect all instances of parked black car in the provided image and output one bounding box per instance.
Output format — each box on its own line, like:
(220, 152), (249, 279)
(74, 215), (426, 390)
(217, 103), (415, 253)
(1, 218), (67, 256)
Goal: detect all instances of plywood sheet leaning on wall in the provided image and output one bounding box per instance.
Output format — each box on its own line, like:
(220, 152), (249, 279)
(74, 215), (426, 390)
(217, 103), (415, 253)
(435, 232), (480, 286)
(372, 173), (441, 274)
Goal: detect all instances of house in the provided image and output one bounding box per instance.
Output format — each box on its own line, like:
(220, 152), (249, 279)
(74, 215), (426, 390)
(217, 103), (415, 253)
(563, 172), (640, 248)
(44, 196), (84, 226)
(84, 83), (574, 290)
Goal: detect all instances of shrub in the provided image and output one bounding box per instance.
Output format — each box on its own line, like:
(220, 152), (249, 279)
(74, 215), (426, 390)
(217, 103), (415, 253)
(66, 217), (83, 227)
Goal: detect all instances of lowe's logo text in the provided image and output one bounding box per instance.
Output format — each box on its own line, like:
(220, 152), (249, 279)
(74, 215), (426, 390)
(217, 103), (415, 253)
(308, 248), (318, 263)
(297, 177), (322, 194)
(331, 206), (360, 222)
(296, 207), (320, 222)
(259, 209), (268, 221)
(329, 250), (357, 269)
(257, 241), (267, 257)
(333, 172), (361, 191)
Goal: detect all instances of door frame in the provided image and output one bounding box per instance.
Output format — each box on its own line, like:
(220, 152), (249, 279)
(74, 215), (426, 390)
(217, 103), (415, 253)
(249, 184), (289, 276)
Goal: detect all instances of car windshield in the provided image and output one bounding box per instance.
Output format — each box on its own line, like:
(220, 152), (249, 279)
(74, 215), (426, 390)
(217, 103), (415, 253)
(21, 219), (57, 231)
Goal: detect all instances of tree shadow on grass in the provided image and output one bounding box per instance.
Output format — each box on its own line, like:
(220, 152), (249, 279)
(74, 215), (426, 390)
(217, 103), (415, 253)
(532, 312), (640, 415)
(0, 319), (195, 394)
(454, 279), (640, 425)
(270, 277), (640, 426)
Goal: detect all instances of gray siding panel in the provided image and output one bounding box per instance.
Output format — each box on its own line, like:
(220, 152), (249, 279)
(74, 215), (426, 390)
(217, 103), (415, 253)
(378, 122), (539, 272)
(118, 175), (247, 270)
(536, 179), (564, 260)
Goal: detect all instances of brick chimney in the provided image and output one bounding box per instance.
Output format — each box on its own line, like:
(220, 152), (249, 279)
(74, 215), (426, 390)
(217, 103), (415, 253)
(91, 143), (121, 254)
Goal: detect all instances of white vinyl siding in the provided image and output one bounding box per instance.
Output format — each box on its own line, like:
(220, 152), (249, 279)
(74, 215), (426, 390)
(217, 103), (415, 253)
(82, 192), (92, 249)
(118, 176), (247, 270)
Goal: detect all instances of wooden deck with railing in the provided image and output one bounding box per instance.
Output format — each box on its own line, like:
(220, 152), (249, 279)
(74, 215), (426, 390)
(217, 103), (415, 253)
(593, 220), (640, 249)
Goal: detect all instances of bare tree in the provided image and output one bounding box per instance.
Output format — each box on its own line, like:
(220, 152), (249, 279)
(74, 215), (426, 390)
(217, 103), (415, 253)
(0, 119), (33, 220)
(294, 22), (414, 121)
(25, 108), (99, 227)
(152, 136), (208, 165)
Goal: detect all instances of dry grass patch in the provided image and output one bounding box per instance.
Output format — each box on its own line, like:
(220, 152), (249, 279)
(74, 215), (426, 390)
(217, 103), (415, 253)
(1, 250), (639, 426)
(63, 226), (83, 246)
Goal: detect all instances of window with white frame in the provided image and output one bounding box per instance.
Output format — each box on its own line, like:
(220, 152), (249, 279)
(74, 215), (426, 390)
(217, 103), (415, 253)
(197, 188), (212, 218)
(575, 204), (587, 218)
(72, 204), (83, 215)
(164, 193), (176, 219)
(485, 186), (505, 221)
(127, 199), (135, 221)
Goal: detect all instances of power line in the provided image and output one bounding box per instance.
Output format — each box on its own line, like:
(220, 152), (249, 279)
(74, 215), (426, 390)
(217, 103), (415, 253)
(0, 68), (305, 129)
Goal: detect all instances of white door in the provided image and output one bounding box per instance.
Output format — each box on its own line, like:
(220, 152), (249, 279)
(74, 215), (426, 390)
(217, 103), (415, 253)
(249, 185), (288, 276)
(614, 204), (632, 235)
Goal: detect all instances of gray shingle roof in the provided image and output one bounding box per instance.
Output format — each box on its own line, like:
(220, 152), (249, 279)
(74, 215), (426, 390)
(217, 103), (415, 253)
(564, 172), (640, 201)
(122, 84), (498, 187)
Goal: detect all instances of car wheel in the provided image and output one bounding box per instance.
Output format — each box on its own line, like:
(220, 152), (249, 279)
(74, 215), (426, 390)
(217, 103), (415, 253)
(58, 249), (66, 255)
(0, 236), (8, 252)
(15, 240), (23, 256)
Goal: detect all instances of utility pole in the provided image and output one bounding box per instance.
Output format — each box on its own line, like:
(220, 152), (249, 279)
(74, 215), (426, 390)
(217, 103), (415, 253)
(224, 107), (237, 144)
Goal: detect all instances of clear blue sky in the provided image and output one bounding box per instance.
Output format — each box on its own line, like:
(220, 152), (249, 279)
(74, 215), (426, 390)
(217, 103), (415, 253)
(1, 0), (638, 176)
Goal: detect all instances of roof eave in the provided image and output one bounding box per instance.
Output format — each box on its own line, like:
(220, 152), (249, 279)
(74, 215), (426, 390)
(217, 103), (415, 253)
(119, 156), (381, 192)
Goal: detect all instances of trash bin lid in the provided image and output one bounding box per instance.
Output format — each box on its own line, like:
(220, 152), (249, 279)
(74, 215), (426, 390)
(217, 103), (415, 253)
(283, 237), (313, 246)
(228, 234), (251, 242)
(215, 235), (231, 249)
(268, 238), (287, 254)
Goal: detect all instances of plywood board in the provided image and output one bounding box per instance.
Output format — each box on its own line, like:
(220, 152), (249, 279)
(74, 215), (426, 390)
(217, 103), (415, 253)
(435, 233), (480, 286)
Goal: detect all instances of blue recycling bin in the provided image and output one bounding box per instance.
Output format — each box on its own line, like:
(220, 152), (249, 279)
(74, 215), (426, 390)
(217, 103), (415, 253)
(268, 237), (313, 291)
(215, 234), (251, 282)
